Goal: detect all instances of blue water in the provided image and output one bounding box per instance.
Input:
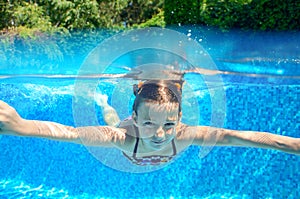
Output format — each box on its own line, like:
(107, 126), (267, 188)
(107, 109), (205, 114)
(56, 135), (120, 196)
(0, 27), (300, 198)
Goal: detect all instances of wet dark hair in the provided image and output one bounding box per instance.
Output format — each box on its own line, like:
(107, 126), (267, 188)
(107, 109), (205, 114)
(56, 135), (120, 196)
(132, 80), (183, 115)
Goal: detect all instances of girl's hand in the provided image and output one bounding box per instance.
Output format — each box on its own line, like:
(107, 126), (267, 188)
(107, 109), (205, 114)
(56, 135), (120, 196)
(0, 100), (27, 134)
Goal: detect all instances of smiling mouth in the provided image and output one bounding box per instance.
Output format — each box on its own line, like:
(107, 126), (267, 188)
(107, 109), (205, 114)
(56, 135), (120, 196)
(151, 140), (166, 144)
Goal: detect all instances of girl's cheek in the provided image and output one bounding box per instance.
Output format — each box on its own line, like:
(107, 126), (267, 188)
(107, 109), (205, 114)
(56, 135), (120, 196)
(166, 128), (175, 135)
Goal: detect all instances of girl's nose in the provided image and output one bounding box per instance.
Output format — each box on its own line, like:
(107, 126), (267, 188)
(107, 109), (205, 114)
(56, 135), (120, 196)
(155, 126), (165, 138)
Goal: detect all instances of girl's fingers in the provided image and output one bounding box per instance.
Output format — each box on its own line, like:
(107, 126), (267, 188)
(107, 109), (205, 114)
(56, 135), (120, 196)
(0, 100), (10, 110)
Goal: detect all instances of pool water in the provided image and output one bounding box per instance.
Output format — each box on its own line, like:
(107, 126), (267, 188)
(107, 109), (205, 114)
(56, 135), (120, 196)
(0, 27), (299, 198)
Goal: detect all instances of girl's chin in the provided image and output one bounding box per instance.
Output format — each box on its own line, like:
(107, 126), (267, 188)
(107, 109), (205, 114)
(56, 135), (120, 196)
(145, 139), (171, 149)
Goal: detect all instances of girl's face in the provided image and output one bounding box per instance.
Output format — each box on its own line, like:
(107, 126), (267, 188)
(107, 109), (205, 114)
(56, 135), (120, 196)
(133, 101), (180, 150)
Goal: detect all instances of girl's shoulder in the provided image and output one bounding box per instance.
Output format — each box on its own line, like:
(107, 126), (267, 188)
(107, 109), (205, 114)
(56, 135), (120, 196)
(118, 116), (133, 127)
(175, 122), (196, 141)
(175, 122), (189, 134)
(173, 122), (195, 152)
(118, 117), (135, 134)
(115, 118), (137, 150)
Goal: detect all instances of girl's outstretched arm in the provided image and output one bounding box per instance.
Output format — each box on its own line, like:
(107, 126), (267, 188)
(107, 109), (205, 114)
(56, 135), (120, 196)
(0, 100), (125, 146)
(180, 125), (300, 155)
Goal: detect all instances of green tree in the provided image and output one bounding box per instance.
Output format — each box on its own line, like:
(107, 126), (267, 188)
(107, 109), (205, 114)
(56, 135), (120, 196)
(164, 0), (300, 30)
(0, 0), (165, 32)
(38, 0), (101, 30)
(164, 0), (200, 25)
(120, 0), (164, 27)
(12, 2), (53, 31)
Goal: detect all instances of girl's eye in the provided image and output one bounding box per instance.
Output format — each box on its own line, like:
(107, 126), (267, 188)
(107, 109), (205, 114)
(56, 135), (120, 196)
(143, 121), (155, 126)
(165, 122), (176, 128)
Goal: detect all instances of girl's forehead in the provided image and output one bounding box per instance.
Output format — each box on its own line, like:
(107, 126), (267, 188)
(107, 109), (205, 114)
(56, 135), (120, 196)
(137, 101), (179, 119)
(140, 101), (179, 110)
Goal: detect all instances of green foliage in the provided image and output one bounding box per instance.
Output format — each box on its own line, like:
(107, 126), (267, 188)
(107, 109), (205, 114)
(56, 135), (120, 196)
(164, 0), (300, 31)
(0, 0), (12, 30)
(0, 1), (67, 39)
(97, 0), (129, 28)
(12, 2), (52, 30)
(134, 9), (166, 28)
(164, 0), (200, 25)
(245, 0), (300, 31)
(200, 0), (251, 29)
(121, 0), (164, 27)
(0, 0), (164, 31)
(1, 0), (299, 33)
(38, 0), (102, 30)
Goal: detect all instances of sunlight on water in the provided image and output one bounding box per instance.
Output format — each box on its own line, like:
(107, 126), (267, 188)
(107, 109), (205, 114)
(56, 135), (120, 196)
(0, 179), (70, 199)
(0, 179), (255, 199)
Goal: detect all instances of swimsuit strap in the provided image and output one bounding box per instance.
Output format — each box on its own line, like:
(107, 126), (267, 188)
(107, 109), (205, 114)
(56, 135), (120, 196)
(121, 126), (140, 163)
(171, 139), (177, 156)
(132, 125), (140, 158)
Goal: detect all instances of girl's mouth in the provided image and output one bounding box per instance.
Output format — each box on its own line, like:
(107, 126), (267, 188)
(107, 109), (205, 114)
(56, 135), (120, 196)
(151, 140), (166, 145)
